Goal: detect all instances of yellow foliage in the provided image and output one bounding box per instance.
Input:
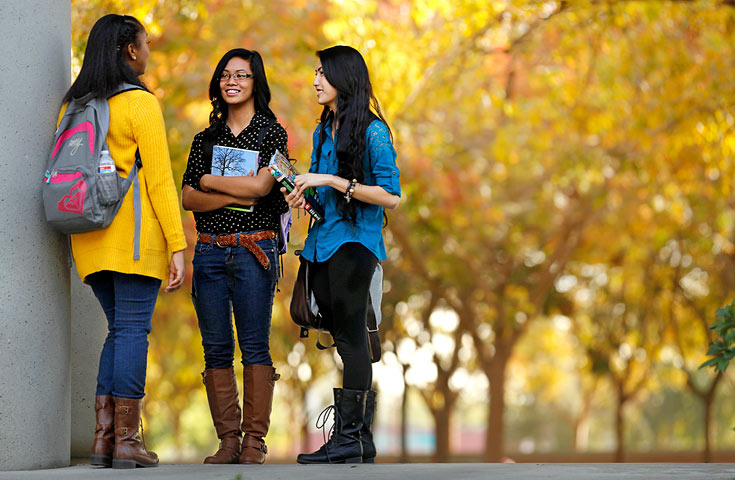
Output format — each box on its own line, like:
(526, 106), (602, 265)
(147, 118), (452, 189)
(69, 0), (735, 458)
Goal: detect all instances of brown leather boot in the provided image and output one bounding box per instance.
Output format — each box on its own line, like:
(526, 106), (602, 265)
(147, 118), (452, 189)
(239, 365), (280, 464)
(112, 397), (158, 469)
(90, 395), (115, 467)
(202, 367), (243, 464)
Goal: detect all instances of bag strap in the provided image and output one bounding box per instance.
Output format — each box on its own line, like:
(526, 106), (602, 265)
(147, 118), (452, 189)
(257, 117), (276, 150)
(257, 117), (286, 277)
(110, 83), (145, 98)
(294, 251), (336, 349)
(110, 83), (145, 260)
(366, 296), (380, 362)
(316, 329), (335, 350)
(132, 150), (142, 260)
(115, 149), (143, 260)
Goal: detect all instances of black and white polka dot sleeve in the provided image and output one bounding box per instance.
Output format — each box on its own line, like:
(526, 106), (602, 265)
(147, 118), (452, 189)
(259, 122), (289, 168)
(182, 132), (206, 190)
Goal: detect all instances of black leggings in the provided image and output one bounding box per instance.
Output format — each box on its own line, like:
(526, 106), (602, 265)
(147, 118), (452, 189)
(309, 242), (378, 391)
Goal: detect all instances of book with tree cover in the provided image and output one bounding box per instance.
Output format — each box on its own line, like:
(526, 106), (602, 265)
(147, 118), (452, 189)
(211, 145), (259, 212)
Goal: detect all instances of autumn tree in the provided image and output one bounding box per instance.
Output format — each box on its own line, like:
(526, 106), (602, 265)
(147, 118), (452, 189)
(70, 0), (735, 462)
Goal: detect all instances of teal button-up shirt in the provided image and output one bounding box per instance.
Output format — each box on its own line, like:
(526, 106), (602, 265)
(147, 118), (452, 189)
(300, 119), (401, 263)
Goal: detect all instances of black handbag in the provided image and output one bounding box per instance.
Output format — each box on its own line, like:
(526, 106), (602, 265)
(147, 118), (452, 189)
(290, 252), (382, 362)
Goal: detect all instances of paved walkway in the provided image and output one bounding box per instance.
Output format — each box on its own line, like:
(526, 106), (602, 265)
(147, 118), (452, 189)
(1, 463), (734, 479)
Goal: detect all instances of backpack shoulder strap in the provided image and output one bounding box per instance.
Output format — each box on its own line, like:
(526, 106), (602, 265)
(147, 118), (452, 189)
(110, 83), (145, 99)
(257, 117), (277, 150)
(108, 83), (145, 260)
(132, 149), (142, 260)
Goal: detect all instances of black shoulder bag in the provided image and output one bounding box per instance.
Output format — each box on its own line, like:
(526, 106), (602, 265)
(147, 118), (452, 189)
(290, 249), (382, 362)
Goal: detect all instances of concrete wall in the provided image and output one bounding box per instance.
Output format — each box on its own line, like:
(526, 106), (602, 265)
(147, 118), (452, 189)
(0, 0), (72, 471)
(70, 275), (107, 459)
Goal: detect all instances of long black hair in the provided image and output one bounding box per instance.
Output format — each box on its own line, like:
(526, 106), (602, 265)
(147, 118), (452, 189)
(315, 45), (392, 223)
(63, 14), (147, 104)
(205, 48), (275, 139)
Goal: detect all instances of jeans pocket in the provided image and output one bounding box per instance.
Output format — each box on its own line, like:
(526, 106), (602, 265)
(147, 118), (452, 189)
(194, 242), (213, 255)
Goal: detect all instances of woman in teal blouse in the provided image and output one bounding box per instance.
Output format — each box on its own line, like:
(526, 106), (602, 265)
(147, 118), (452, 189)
(284, 45), (400, 464)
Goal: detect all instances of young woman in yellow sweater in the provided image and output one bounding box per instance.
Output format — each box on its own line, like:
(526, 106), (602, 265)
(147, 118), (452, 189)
(58, 14), (186, 469)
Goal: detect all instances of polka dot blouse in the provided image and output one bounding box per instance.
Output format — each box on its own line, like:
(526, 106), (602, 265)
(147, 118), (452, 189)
(182, 113), (289, 234)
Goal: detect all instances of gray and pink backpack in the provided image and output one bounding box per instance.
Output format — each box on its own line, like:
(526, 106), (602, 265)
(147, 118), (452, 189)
(43, 84), (144, 259)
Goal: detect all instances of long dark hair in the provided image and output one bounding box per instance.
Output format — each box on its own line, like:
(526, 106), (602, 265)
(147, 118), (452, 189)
(205, 48), (275, 139)
(315, 45), (392, 223)
(62, 14), (147, 103)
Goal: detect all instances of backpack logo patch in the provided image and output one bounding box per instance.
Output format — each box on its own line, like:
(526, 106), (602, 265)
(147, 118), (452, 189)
(68, 137), (84, 156)
(51, 121), (94, 159)
(57, 179), (86, 214)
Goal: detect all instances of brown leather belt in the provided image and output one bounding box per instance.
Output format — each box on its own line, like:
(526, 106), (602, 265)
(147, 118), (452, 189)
(196, 231), (276, 269)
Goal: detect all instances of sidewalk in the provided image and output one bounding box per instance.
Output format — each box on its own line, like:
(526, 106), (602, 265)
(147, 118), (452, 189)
(1, 463), (735, 480)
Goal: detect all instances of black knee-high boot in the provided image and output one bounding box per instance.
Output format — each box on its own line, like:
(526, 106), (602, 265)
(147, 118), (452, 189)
(361, 390), (376, 463)
(297, 388), (366, 464)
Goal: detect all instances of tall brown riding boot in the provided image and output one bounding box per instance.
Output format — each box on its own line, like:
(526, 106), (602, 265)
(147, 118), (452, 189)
(202, 367), (243, 464)
(112, 397), (158, 469)
(239, 365), (280, 464)
(90, 395), (115, 467)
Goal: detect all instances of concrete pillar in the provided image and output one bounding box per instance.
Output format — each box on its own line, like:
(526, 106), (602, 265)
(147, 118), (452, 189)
(0, 0), (72, 471)
(70, 275), (106, 459)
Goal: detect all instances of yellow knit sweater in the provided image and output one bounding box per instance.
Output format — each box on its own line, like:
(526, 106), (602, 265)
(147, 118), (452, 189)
(58, 89), (187, 283)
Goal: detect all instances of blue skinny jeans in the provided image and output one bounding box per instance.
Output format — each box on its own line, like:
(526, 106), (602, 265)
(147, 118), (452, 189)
(191, 234), (278, 369)
(87, 270), (161, 399)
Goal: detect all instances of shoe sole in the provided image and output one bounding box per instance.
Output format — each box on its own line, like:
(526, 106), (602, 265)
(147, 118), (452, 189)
(297, 456), (363, 464)
(112, 458), (159, 469)
(89, 454), (112, 467)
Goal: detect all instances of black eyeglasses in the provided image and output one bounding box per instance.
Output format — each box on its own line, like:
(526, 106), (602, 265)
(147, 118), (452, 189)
(219, 72), (254, 82)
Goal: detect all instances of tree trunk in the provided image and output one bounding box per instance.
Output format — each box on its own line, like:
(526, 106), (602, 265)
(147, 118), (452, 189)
(400, 365), (409, 462)
(573, 385), (594, 451)
(701, 372), (722, 463)
(573, 411), (590, 452)
(614, 383), (625, 463)
(433, 395), (451, 462)
(484, 350), (509, 462)
(703, 393), (713, 463)
(301, 388), (309, 454)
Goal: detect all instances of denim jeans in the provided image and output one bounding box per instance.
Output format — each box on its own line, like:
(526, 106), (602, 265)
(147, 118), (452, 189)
(87, 271), (162, 399)
(191, 233), (278, 369)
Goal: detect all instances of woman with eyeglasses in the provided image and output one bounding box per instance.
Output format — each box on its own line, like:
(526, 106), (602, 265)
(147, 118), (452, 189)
(182, 48), (288, 465)
(59, 14), (187, 469)
(283, 45), (401, 464)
